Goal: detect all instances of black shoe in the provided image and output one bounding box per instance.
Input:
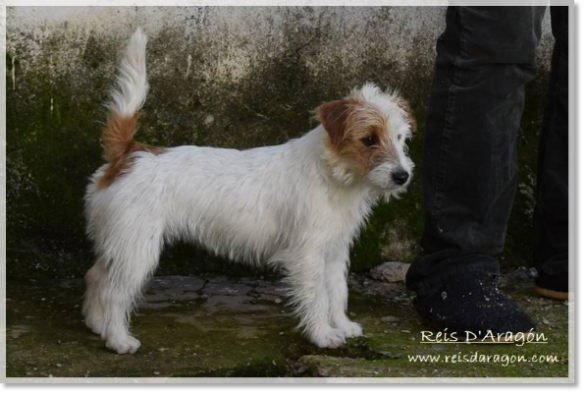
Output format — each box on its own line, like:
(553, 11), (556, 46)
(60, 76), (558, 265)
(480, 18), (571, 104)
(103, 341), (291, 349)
(413, 270), (535, 336)
(535, 274), (568, 300)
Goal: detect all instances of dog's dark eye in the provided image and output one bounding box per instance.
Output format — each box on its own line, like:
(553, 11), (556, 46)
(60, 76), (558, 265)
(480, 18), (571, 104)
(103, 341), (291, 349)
(361, 135), (378, 147)
(397, 134), (403, 141)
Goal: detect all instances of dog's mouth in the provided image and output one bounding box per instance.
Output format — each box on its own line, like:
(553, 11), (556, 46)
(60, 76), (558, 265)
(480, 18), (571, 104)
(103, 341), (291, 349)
(376, 178), (411, 200)
(389, 183), (409, 193)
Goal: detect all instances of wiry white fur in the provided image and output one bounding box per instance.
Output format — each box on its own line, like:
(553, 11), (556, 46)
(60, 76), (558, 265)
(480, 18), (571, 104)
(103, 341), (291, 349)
(108, 28), (149, 117)
(83, 29), (414, 354)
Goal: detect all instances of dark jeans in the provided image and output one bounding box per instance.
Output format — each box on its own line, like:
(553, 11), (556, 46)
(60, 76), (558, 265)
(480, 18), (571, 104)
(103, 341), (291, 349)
(406, 6), (569, 295)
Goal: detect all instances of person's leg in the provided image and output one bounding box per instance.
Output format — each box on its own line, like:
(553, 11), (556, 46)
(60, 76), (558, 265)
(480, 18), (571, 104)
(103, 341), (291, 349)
(533, 6), (569, 300)
(406, 6), (546, 333)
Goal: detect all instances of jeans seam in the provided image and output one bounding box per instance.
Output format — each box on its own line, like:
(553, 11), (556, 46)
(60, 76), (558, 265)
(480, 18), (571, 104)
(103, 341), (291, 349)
(429, 7), (467, 231)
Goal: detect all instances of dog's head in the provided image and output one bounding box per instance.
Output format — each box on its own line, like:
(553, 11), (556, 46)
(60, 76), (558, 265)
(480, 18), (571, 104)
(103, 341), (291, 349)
(318, 83), (415, 197)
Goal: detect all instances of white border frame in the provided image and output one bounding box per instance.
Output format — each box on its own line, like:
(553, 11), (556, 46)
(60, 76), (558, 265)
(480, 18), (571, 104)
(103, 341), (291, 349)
(0, 0), (577, 384)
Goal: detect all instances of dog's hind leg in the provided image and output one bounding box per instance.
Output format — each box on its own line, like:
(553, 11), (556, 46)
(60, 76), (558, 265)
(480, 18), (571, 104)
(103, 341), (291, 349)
(87, 229), (163, 354)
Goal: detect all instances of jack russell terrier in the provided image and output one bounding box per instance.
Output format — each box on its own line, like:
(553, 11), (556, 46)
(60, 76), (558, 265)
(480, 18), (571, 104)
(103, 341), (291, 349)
(83, 28), (415, 354)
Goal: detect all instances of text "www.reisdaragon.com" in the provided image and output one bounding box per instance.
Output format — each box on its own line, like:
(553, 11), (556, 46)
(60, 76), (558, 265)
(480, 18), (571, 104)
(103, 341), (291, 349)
(408, 352), (560, 367)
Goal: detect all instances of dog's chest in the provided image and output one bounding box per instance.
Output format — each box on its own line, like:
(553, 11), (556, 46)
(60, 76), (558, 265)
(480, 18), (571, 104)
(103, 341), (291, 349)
(321, 189), (374, 238)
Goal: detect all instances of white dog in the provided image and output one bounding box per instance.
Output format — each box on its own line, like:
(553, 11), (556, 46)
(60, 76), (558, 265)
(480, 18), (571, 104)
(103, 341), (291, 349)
(83, 28), (415, 354)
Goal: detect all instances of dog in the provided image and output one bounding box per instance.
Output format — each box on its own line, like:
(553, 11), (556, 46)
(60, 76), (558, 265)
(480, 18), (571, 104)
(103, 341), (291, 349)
(83, 28), (415, 354)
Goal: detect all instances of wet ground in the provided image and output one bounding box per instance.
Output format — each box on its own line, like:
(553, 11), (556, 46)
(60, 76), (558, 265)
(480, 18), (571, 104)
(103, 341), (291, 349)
(6, 267), (570, 379)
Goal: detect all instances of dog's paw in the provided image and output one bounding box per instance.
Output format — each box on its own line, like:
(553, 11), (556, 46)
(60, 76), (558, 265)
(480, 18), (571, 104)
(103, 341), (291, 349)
(106, 334), (141, 354)
(337, 320), (363, 339)
(311, 327), (346, 349)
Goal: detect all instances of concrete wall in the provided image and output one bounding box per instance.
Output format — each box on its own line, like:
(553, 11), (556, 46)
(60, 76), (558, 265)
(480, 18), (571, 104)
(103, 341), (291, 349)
(6, 7), (554, 279)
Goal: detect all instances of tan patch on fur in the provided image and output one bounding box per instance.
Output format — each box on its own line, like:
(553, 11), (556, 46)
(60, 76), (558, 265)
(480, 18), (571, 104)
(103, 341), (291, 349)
(98, 111), (165, 190)
(318, 99), (395, 176)
(317, 99), (359, 148)
(98, 142), (165, 189)
(102, 113), (139, 163)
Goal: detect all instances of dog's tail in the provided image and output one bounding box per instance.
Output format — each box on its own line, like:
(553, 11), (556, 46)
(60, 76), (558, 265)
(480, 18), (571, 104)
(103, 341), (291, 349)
(102, 28), (149, 163)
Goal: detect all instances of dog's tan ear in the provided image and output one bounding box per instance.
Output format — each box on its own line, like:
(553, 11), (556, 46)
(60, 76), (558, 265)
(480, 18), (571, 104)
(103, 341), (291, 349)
(317, 100), (353, 147)
(397, 98), (417, 133)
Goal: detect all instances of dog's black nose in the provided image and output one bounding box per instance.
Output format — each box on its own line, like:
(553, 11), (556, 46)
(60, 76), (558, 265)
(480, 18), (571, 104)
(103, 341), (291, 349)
(392, 171), (409, 185)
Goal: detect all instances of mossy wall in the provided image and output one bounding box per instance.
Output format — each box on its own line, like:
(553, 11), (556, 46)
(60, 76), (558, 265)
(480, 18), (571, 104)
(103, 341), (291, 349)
(6, 7), (554, 280)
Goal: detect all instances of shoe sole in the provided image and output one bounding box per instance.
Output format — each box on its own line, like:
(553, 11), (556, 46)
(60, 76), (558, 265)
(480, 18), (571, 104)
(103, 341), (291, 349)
(535, 285), (569, 300)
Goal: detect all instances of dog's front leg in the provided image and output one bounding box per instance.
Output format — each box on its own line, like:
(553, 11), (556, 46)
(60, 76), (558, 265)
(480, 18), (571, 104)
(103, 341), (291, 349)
(325, 250), (363, 339)
(285, 254), (346, 348)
